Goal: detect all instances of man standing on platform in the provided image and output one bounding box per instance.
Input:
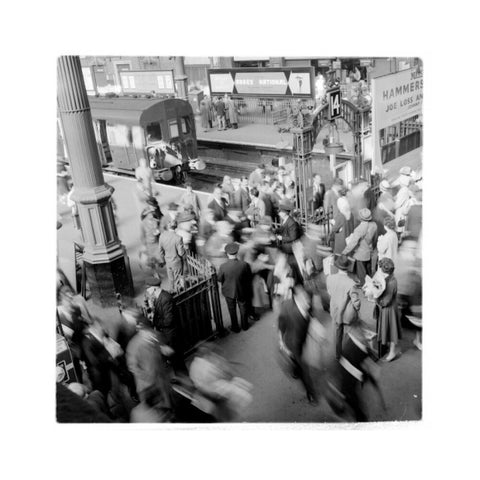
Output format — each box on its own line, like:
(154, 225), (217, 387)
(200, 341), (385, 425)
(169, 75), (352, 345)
(208, 185), (228, 221)
(276, 200), (302, 254)
(158, 220), (186, 291)
(215, 96), (226, 131)
(218, 242), (253, 333)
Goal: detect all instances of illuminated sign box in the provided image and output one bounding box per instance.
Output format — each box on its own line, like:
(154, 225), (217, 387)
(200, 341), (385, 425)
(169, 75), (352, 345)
(208, 67), (315, 98)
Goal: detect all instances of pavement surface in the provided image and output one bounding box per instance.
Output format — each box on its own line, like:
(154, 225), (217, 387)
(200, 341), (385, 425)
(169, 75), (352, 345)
(57, 173), (422, 423)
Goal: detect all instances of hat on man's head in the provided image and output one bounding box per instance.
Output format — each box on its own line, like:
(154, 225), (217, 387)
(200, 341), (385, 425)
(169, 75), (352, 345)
(168, 202), (179, 211)
(359, 208), (372, 222)
(379, 257), (395, 275)
(279, 199), (294, 212)
(177, 211), (196, 224)
(145, 276), (161, 287)
(379, 179), (392, 191)
(258, 163), (266, 170)
(399, 166), (412, 176)
(333, 177), (344, 186)
(225, 242), (239, 255)
(334, 254), (351, 271)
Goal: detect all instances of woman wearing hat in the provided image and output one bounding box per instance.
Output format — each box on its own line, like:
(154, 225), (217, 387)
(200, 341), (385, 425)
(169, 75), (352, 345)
(342, 208), (378, 286)
(375, 257), (401, 361)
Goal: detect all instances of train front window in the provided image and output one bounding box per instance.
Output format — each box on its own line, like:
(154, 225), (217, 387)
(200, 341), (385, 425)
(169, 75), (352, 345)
(181, 116), (191, 134)
(169, 120), (179, 139)
(146, 122), (162, 142)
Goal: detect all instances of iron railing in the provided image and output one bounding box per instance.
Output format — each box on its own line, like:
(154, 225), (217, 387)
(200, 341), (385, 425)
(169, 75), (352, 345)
(173, 253), (224, 355)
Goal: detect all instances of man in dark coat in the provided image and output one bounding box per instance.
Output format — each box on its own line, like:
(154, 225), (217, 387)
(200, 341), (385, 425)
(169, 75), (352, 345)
(312, 174), (326, 211)
(208, 185), (228, 221)
(275, 200), (302, 254)
(278, 285), (317, 403)
(323, 177), (344, 218)
(217, 242), (253, 332)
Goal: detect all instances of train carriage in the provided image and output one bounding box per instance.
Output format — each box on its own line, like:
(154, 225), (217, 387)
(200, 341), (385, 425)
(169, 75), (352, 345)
(89, 96), (203, 183)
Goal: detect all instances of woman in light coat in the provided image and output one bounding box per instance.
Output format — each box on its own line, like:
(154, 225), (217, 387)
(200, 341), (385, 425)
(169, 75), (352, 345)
(377, 216), (398, 265)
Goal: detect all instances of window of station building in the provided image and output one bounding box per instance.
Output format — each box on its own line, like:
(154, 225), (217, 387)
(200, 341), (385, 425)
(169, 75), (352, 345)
(379, 114), (423, 164)
(146, 122), (162, 142)
(168, 119), (179, 139)
(181, 116), (191, 134)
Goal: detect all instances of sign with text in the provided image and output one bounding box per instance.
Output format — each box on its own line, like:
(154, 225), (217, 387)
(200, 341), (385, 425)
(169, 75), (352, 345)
(120, 70), (175, 95)
(208, 67), (315, 98)
(327, 87), (341, 119)
(371, 67), (423, 172)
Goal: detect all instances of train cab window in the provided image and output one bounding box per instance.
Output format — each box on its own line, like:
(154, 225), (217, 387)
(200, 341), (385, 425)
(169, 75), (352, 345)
(146, 122), (162, 142)
(181, 116), (191, 134)
(168, 119), (179, 139)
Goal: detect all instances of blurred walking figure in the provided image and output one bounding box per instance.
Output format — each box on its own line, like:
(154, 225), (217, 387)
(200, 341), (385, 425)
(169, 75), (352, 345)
(323, 177), (344, 218)
(189, 344), (253, 421)
(330, 195), (354, 254)
(278, 285), (317, 403)
(217, 242), (253, 332)
(375, 257), (401, 361)
(326, 255), (361, 360)
(139, 204), (161, 270)
(135, 157), (154, 197)
(126, 314), (174, 420)
(158, 220), (186, 292)
(373, 180), (395, 236)
(312, 174), (326, 211)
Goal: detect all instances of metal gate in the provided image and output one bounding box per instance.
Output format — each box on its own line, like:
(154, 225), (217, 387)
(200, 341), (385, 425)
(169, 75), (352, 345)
(173, 253), (224, 355)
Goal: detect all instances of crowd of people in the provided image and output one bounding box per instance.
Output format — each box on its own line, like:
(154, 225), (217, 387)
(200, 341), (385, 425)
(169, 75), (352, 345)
(199, 95), (239, 132)
(57, 156), (422, 422)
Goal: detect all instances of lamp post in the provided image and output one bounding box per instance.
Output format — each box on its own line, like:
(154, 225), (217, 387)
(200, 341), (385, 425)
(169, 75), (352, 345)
(57, 55), (133, 307)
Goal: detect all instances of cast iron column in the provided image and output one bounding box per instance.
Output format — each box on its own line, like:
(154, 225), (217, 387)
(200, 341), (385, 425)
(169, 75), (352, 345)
(292, 126), (314, 225)
(174, 56), (188, 100)
(57, 55), (133, 306)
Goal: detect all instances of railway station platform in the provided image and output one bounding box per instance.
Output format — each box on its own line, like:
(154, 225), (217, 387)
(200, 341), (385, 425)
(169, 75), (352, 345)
(195, 118), (355, 155)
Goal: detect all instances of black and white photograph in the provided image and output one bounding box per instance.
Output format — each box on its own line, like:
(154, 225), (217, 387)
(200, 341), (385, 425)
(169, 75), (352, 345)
(55, 55), (423, 423)
(4, 2), (480, 480)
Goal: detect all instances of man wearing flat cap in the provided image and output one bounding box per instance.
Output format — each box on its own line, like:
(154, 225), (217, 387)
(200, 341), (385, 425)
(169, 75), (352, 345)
(342, 208), (378, 286)
(217, 242), (253, 332)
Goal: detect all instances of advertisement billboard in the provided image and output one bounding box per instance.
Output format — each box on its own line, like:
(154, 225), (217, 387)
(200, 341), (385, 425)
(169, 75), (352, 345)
(120, 70), (175, 95)
(208, 67), (315, 98)
(371, 67), (423, 172)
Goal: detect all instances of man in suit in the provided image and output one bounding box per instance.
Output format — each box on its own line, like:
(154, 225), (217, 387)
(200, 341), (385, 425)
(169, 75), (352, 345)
(278, 285), (317, 403)
(232, 177), (250, 213)
(326, 255), (362, 359)
(312, 174), (326, 211)
(248, 163), (265, 189)
(158, 220), (186, 291)
(217, 242), (253, 332)
(208, 185), (228, 221)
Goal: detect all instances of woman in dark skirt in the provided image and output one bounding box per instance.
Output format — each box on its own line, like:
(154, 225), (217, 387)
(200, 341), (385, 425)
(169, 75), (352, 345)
(375, 257), (401, 361)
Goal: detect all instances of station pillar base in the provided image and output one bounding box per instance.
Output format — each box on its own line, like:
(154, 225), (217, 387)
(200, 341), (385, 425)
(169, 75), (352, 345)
(84, 255), (134, 307)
